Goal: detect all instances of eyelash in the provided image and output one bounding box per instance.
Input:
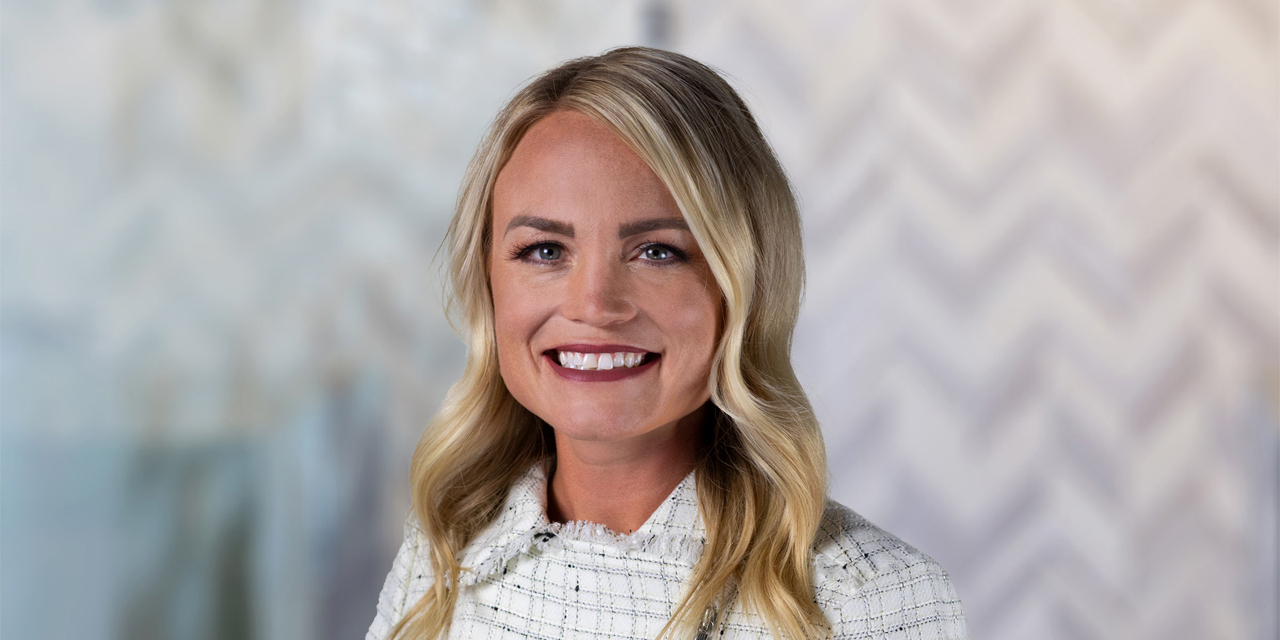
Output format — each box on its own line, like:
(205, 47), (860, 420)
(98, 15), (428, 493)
(507, 241), (689, 264)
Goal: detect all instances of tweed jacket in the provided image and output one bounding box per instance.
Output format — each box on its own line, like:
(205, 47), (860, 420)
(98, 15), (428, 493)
(366, 463), (968, 639)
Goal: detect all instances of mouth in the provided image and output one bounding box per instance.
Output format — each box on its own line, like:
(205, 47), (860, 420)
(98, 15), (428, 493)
(546, 347), (658, 370)
(543, 345), (660, 382)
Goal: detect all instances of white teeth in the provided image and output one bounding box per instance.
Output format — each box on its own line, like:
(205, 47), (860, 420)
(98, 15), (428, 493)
(555, 350), (647, 370)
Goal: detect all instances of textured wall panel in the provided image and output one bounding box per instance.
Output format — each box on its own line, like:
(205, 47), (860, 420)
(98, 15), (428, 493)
(672, 2), (1279, 639)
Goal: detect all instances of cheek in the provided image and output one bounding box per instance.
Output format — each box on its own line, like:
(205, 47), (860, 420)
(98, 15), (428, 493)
(491, 263), (541, 330)
(490, 272), (516, 336)
(650, 277), (721, 382)
(489, 267), (545, 379)
(684, 296), (721, 363)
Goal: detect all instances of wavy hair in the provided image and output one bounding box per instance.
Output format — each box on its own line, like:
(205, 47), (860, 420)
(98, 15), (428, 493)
(390, 46), (829, 640)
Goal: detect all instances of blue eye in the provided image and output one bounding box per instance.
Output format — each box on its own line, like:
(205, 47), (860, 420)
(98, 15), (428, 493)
(508, 242), (565, 263)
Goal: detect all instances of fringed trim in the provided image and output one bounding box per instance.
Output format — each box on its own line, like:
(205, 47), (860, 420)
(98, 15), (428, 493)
(549, 520), (707, 559)
(460, 521), (707, 586)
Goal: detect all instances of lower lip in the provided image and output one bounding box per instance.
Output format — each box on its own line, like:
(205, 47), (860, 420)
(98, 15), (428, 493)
(546, 353), (660, 382)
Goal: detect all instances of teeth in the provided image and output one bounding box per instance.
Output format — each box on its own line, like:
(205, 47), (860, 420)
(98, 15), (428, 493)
(554, 350), (647, 370)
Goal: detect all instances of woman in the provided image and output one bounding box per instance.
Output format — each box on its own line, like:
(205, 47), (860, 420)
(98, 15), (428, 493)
(366, 47), (968, 640)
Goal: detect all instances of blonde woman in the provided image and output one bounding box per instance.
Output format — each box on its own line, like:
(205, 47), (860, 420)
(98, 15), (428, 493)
(366, 47), (968, 640)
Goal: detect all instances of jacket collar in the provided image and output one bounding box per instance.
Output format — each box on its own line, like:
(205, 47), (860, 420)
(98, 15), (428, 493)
(458, 460), (705, 585)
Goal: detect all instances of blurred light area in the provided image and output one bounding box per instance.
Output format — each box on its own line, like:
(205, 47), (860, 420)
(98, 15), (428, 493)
(2, 1), (651, 639)
(3, 1), (1278, 640)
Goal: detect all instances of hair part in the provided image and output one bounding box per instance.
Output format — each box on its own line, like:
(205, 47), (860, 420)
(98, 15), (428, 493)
(391, 46), (829, 640)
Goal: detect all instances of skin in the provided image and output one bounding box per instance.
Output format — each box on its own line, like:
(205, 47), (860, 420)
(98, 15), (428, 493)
(489, 110), (721, 534)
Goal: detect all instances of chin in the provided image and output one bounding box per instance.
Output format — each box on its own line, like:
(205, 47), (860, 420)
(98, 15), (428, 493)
(541, 410), (652, 442)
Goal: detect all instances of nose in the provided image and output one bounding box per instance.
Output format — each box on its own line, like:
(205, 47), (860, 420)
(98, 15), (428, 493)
(561, 255), (637, 327)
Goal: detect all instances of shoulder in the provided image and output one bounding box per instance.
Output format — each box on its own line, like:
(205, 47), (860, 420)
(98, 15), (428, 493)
(366, 514), (433, 640)
(810, 500), (969, 639)
(396, 515), (434, 592)
(810, 500), (939, 590)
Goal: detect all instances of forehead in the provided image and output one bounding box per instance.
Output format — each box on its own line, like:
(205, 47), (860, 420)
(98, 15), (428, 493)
(492, 111), (680, 230)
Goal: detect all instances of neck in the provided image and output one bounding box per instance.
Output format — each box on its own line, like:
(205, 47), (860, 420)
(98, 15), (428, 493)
(546, 404), (707, 534)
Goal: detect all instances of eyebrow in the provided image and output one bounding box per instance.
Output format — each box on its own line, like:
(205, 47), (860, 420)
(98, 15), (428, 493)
(504, 215), (574, 238)
(503, 215), (690, 239)
(618, 217), (689, 238)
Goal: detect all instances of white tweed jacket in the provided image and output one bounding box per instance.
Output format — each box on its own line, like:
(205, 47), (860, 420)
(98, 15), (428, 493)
(366, 463), (968, 639)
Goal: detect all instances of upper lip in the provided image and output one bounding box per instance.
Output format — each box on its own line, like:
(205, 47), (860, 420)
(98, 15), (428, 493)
(547, 344), (653, 354)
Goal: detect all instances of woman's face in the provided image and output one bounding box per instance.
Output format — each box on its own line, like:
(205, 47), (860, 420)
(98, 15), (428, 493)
(489, 110), (720, 444)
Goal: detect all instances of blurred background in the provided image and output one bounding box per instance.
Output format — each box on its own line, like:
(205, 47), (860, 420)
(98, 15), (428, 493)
(2, 0), (1276, 639)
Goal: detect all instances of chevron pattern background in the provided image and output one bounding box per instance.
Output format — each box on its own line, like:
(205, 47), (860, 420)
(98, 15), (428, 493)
(1, 1), (1275, 640)
(702, 2), (1280, 639)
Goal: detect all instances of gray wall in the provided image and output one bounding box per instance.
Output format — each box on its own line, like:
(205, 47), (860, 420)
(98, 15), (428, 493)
(2, 1), (1276, 639)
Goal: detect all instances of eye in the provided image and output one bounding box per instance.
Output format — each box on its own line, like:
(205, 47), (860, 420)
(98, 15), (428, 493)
(644, 246), (672, 261)
(637, 242), (687, 263)
(508, 241), (566, 264)
(533, 245), (563, 261)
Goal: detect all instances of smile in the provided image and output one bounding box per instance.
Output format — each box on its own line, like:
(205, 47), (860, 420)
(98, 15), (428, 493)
(543, 346), (660, 382)
(554, 350), (654, 370)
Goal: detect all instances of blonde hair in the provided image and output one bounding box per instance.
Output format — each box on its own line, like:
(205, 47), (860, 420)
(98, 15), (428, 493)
(391, 47), (829, 640)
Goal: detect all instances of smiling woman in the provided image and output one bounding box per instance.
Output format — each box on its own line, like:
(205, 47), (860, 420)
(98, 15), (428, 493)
(366, 47), (968, 640)
(490, 111), (721, 534)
